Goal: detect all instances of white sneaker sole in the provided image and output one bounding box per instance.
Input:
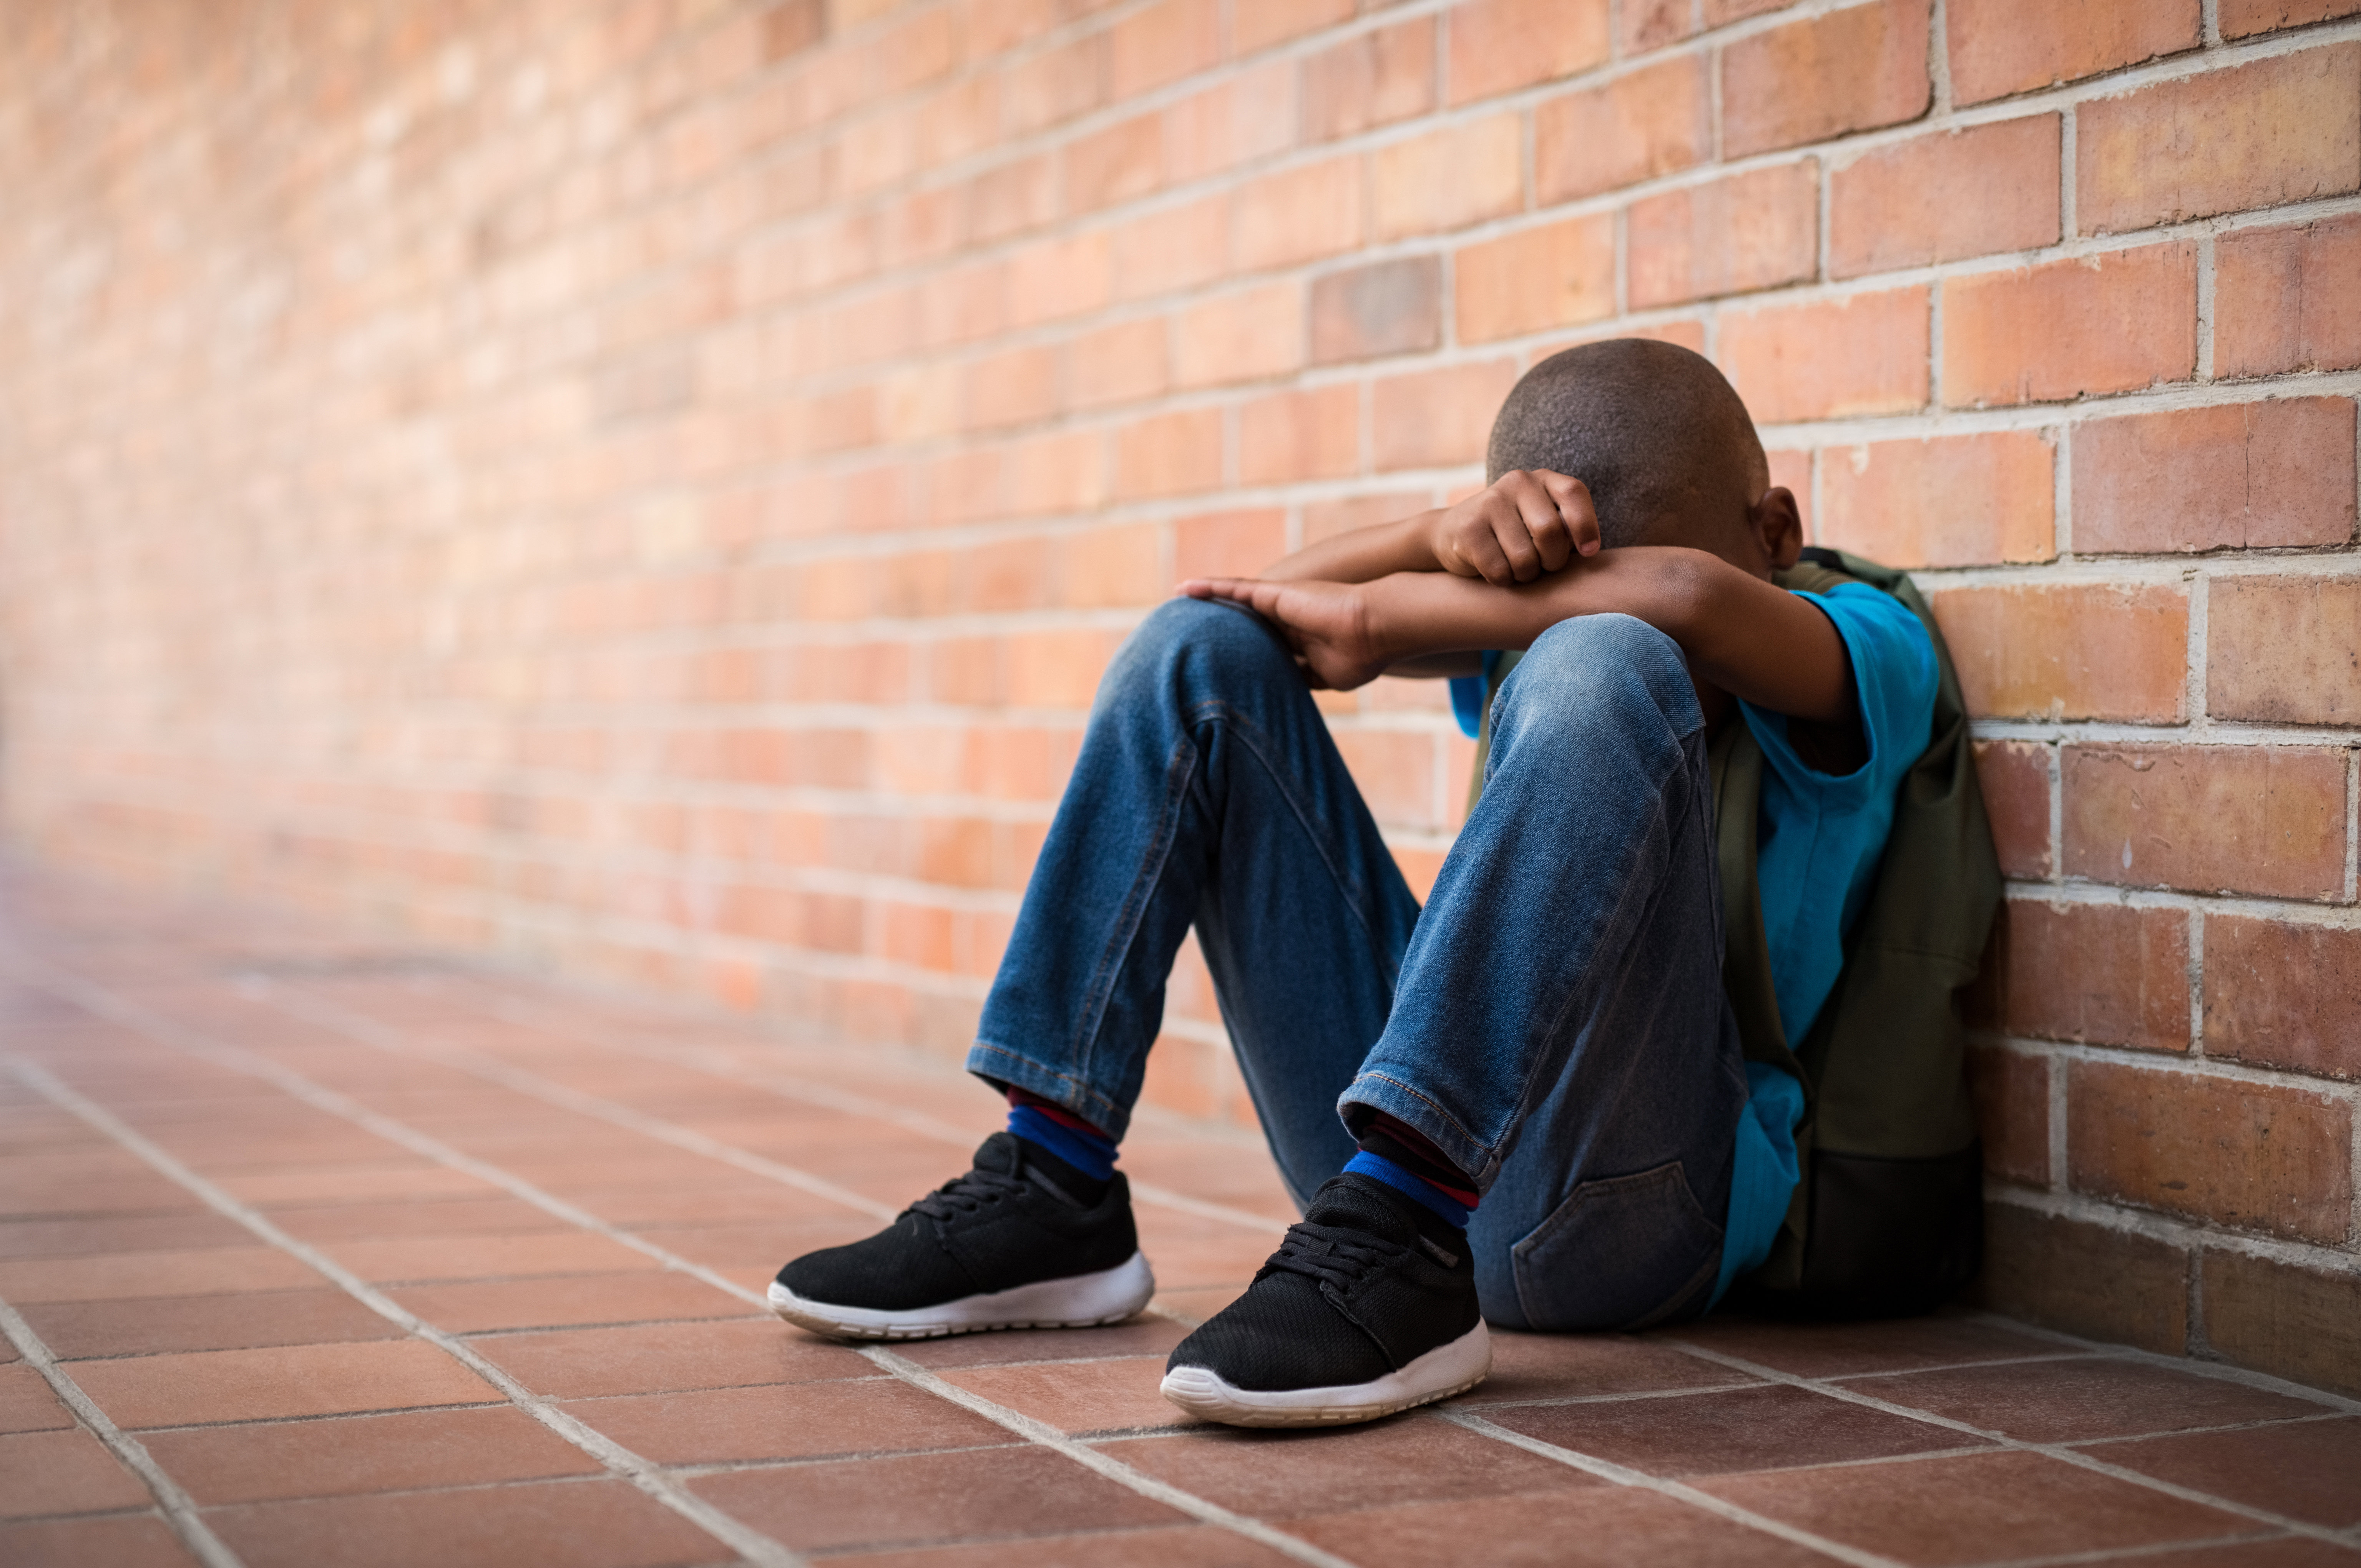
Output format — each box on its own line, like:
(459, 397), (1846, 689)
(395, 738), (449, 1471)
(1159, 1321), (1492, 1427)
(767, 1251), (1157, 1341)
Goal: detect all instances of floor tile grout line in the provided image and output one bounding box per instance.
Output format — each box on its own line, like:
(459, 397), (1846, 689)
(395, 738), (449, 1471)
(0, 1292), (245, 1568)
(406, 978), (1293, 1236)
(24, 961), (1369, 1568)
(0, 1050), (810, 1568)
(1430, 1406), (1907, 1568)
(863, 1345), (1361, 1568)
(1664, 1342), (2359, 1548)
(1448, 1379), (1775, 1411)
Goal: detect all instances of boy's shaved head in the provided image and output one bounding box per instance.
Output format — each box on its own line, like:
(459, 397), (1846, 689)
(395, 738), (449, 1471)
(1487, 339), (1770, 550)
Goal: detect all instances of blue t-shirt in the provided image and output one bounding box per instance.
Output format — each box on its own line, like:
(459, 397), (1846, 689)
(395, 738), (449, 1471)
(1450, 585), (1938, 1306)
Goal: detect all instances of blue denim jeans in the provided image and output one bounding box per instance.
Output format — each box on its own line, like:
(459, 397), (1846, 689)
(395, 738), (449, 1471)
(970, 597), (1748, 1331)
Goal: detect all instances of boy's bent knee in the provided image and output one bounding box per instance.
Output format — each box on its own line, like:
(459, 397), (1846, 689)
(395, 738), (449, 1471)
(1103, 596), (1297, 701)
(1499, 613), (1700, 737)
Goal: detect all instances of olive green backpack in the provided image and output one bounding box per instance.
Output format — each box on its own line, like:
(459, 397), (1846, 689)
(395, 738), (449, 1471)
(1468, 546), (2000, 1317)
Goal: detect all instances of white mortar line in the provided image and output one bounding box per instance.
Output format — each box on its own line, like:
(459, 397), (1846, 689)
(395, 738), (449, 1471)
(1660, 1340), (2360, 1547)
(0, 1055), (810, 1568)
(9, 960), (1361, 1567)
(0, 1294), (244, 1568)
(1434, 1405), (1907, 1568)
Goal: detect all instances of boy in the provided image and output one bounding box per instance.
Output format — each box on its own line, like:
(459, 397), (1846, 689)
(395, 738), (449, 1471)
(770, 340), (1943, 1427)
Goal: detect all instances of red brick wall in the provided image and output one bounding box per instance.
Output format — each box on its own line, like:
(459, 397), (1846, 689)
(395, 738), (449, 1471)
(1, 0), (2355, 1387)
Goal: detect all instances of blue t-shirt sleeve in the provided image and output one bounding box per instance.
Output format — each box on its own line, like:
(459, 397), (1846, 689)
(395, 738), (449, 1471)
(1745, 584), (1938, 809)
(1447, 650), (1504, 740)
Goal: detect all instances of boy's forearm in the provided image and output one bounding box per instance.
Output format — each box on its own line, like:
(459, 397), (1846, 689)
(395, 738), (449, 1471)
(1262, 515), (1437, 583)
(1358, 548), (1853, 722)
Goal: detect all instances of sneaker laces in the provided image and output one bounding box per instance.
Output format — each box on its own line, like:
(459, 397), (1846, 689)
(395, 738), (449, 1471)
(1262, 1219), (1406, 1293)
(908, 1165), (1030, 1222)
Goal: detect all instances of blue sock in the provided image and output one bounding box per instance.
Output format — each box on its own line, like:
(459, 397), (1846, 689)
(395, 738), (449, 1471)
(1346, 1115), (1478, 1229)
(1346, 1149), (1475, 1229)
(1005, 1088), (1117, 1182)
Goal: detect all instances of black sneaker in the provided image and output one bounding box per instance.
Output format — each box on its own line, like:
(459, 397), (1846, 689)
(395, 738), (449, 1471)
(1159, 1172), (1488, 1426)
(767, 1132), (1155, 1340)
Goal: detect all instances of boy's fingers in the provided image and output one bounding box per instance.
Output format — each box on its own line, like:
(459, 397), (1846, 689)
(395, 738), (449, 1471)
(1456, 526), (1517, 586)
(1506, 482), (1572, 574)
(1540, 471), (1602, 556)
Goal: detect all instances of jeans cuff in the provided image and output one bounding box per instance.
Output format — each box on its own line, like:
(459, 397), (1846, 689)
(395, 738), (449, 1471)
(965, 1041), (1132, 1143)
(1337, 1071), (1493, 1196)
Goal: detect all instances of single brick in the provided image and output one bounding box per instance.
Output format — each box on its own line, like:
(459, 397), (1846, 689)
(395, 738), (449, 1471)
(2201, 1252), (2361, 1400)
(1627, 162), (1819, 309)
(1230, 158), (1363, 272)
(2215, 216), (2361, 377)
(1818, 432), (2056, 568)
(2203, 916), (2361, 1081)
(1059, 523), (1164, 608)
(1172, 281), (1304, 389)
(1976, 1205), (2189, 1355)
(1446, 0), (1611, 106)
(1174, 509), (1288, 581)
(1109, 0), (1220, 100)
(1829, 116), (2062, 279)
(1067, 317), (1169, 411)
(1966, 1044), (2051, 1186)
(1300, 17), (1435, 143)
(1372, 360), (1520, 471)
(1722, 0), (1931, 158)
(2078, 47), (2361, 236)
(2062, 744), (2348, 899)
(1933, 584), (2190, 723)
(1113, 407), (1224, 500)
(1718, 286), (1929, 424)
(1111, 194), (1228, 301)
(1535, 56), (1710, 204)
(1008, 231), (1113, 328)
(1941, 244), (2197, 406)
(2207, 575), (2361, 727)
(2068, 1060), (2352, 1243)
(1704, 0), (1790, 20)
(2072, 399), (2357, 554)
(1310, 255), (1443, 364)
(1372, 113), (1524, 240)
(1948, 0), (2201, 107)
(1975, 739), (2055, 879)
(1453, 217), (1616, 345)
(2222, 0), (2361, 38)
(1238, 384), (1360, 485)
(1988, 898), (2191, 1051)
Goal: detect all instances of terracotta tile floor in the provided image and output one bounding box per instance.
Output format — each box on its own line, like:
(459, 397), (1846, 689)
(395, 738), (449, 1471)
(2, 869), (2357, 1567)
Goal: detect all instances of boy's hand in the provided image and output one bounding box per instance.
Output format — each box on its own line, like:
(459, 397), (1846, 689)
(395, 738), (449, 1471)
(1425, 470), (1601, 585)
(1177, 578), (1391, 690)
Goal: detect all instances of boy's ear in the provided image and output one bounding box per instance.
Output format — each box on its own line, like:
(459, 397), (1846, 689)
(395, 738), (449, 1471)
(1748, 487), (1804, 572)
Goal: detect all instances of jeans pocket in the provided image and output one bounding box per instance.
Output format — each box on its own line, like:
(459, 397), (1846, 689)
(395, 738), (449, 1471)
(1509, 1161), (1725, 1332)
